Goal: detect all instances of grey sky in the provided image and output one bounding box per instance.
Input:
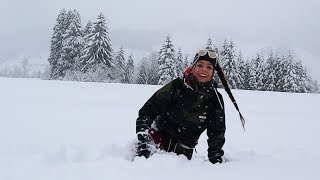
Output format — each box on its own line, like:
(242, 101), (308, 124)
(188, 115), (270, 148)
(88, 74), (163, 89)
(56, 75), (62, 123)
(0, 0), (319, 80)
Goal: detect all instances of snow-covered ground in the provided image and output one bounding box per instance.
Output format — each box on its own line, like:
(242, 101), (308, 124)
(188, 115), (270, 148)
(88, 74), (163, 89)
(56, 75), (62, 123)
(0, 77), (319, 180)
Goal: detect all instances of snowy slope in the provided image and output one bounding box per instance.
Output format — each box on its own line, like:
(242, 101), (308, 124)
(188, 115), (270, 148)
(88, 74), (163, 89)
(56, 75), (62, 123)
(0, 77), (319, 180)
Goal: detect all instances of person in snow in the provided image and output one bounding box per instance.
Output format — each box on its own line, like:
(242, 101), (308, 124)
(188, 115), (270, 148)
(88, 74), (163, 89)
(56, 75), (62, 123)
(135, 49), (245, 164)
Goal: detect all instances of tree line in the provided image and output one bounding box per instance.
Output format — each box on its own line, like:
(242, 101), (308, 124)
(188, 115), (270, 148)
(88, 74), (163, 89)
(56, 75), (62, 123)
(1, 8), (319, 93)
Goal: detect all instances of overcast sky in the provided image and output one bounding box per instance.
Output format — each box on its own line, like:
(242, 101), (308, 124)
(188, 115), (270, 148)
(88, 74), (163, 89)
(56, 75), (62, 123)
(0, 0), (319, 80)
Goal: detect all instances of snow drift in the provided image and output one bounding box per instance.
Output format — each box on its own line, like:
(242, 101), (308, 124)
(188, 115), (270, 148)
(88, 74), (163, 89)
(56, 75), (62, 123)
(0, 77), (319, 180)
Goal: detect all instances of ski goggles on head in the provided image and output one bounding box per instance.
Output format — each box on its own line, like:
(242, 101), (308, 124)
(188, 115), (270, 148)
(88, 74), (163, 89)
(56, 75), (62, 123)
(198, 49), (217, 59)
(193, 49), (218, 66)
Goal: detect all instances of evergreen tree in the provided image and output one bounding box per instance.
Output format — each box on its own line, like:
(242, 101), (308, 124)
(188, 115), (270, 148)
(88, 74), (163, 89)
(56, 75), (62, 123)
(220, 39), (241, 89)
(236, 51), (247, 89)
(124, 53), (134, 84)
(176, 48), (184, 77)
(247, 58), (258, 90)
(83, 20), (93, 37)
(313, 80), (320, 93)
(254, 53), (266, 91)
(80, 13), (113, 71)
(276, 55), (289, 92)
(21, 57), (30, 78)
(157, 35), (177, 85)
(48, 9), (68, 79)
(242, 60), (251, 90)
(136, 59), (148, 84)
(296, 60), (315, 93)
(183, 54), (190, 69)
(205, 37), (213, 50)
(114, 47), (126, 82)
(59, 9), (83, 77)
(205, 37), (218, 52)
(296, 62), (313, 93)
(282, 51), (299, 92)
(264, 51), (277, 91)
(136, 52), (159, 85)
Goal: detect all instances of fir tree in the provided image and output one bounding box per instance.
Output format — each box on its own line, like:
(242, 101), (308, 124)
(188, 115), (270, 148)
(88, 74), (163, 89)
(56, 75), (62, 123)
(136, 60), (148, 84)
(276, 55), (289, 92)
(313, 80), (320, 93)
(264, 51), (277, 91)
(296, 62), (313, 93)
(59, 9), (83, 77)
(21, 57), (30, 78)
(124, 53), (134, 84)
(176, 48), (184, 77)
(254, 53), (266, 91)
(183, 54), (190, 69)
(114, 47), (126, 82)
(48, 9), (68, 79)
(80, 13), (113, 71)
(236, 51), (246, 89)
(247, 58), (258, 90)
(220, 39), (241, 89)
(205, 37), (218, 52)
(136, 52), (159, 85)
(157, 35), (177, 85)
(282, 51), (299, 92)
(205, 37), (213, 50)
(83, 20), (93, 37)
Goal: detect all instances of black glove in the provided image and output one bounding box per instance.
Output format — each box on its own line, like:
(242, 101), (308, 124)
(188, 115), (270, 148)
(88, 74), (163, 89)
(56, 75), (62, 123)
(209, 152), (223, 164)
(136, 142), (151, 158)
(136, 132), (152, 158)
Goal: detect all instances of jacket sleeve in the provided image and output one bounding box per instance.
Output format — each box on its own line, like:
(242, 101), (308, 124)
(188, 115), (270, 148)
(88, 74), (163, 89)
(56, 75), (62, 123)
(136, 80), (176, 134)
(207, 93), (226, 159)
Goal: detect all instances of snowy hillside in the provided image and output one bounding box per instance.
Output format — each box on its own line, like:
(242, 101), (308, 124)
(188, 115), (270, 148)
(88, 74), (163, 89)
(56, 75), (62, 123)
(0, 77), (319, 180)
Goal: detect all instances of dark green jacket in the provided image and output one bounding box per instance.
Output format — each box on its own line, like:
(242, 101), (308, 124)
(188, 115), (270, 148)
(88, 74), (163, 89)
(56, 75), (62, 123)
(136, 78), (226, 159)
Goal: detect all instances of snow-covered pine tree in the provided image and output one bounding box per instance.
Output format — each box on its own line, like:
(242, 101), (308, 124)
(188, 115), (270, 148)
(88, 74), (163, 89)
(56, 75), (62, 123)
(136, 52), (159, 85)
(242, 60), (251, 90)
(247, 57), (258, 90)
(83, 20), (93, 38)
(313, 80), (320, 93)
(176, 48), (184, 77)
(299, 62), (313, 92)
(264, 50), (277, 91)
(114, 47), (126, 82)
(136, 59), (148, 84)
(272, 53), (285, 92)
(220, 39), (241, 89)
(48, 9), (68, 79)
(235, 51), (246, 89)
(80, 13), (113, 72)
(59, 9), (83, 77)
(183, 54), (190, 70)
(295, 60), (313, 93)
(205, 37), (218, 52)
(205, 37), (213, 50)
(254, 53), (266, 91)
(124, 53), (134, 84)
(157, 35), (177, 85)
(282, 51), (299, 92)
(21, 57), (30, 78)
(276, 54), (290, 92)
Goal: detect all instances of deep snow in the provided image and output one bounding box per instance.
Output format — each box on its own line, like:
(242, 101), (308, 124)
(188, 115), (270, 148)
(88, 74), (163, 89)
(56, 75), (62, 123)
(0, 77), (319, 180)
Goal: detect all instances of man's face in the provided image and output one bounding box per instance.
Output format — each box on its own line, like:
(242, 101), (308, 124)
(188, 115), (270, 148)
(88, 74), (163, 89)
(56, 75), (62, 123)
(191, 60), (214, 83)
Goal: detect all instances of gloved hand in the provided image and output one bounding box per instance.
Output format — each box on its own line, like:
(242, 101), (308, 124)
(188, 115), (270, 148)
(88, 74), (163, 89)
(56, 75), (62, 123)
(209, 152), (223, 164)
(136, 142), (151, 158)
(136, 131), (152, 158)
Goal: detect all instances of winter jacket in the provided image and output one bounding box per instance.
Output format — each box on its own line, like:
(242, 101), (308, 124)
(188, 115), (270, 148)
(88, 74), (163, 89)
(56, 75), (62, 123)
(136, 77), (226, 160)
